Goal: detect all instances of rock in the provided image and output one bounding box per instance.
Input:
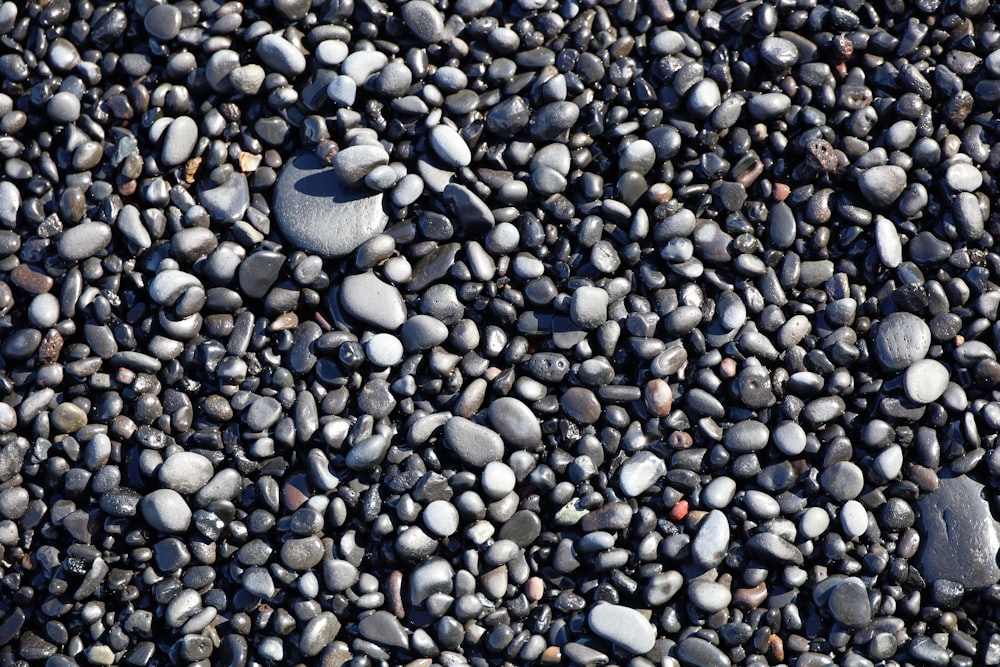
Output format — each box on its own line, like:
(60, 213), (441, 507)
(872, 312), (932, 371)
(274, 152), (388, 258)
(161, 116), (198, 167)
(401, 0), (446, 42)
(918, 475), (1000, 588)
(200, 172), (250, 223)
(570, 286), (609, 329)
(339, 271), (407, 330)
(141, 489), (192, 533)
(159, 452), (214, 494)
(828, 579), (872, 628)
(617, 451), (666, 497)
(587, 603), (657, 655)
(487, 397), (542, 450)
(443, 417), (504, 467)
(903, 359), (950, 403)
(858, 165), (907, 207)
(58, 222), (112, 260)
(692, 510), (730, 569)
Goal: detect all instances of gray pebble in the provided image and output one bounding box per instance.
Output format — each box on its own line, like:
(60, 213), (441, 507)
(275, 152), (388, 258)
(444, 416), (504, 468)
(256, 33), (307, 76)
(859, 165), (907, 207)
(587, 603), (656, 655)
(340, 271), (406, 330)
(141, 489), (192, 533)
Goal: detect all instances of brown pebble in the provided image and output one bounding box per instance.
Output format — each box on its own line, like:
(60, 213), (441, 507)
(770, 634), (785, 661)
(668, 431), (692, 449)
(184, 156), (202, 183)
(734, 582), (769, 610)
(389, 570), (405, 619)
(644, 379), (673, 417)
(38, 329), (64, 364)
(541, 646), (562, 664)
(773, 182), (791, 201)
(526, 576), (544, 602)
(11, 264), (54, 294)
(720, 358), (737, 378)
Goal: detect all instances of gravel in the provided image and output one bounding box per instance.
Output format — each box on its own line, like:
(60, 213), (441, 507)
(0, 0), (998, 665)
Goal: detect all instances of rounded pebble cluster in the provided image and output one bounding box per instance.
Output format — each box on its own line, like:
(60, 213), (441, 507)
(2, 0), (1000, 666)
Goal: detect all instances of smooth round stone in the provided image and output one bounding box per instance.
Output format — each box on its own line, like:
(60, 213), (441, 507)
(687, 79), (721, 117)
(747, 92), (791, 119)
(144, 4), (182, 40)
(840, 500), (868, 538)
(858, 165), (907, 207)
(246, 396), (282, 431)
(570, 286), (609, 329)
(391, 174), (424, 207)
(828, 579), (872, 628)
(873, 312), (931, 371)
(760, 36), (799, 67)
(688, 580), (732, 612)
(799, 506), (831, 539)
(256, 33), (307, 76)
(701, 476), (736, 509)
(482, 461), (516, 499)
(365, 333), (404, 367)
(159, 452), (214, 494)
(337, 271), (407, 330)
(903, 358), (949, 403)
(692, 510), (730, 569)
(772, 421), (807, 456)
(401, 0), (446, 42)
(341, 51), (389, 84)
(650, 30), (685, 54)
(47, 91), (80, 123)
(560, 387), (601, 424)
(230, 64), (266, 94)
(58, 222), (112, 260)
(724, 420), (769, 453)
(946, 162), (983, 191)
(274, 152), (388, 258)
(327, 75), (357, 106)
(401, 314), (449, 350)
(820, 461), (865, 501)
(587, 603), (657, 655)
(487, 397), (541, 450)
(161, 116), (198, 167)
(316, 40), (349, 66)
(617, 451), (666, 497)
(51, 402), (87, 433)
(444, 417), (504, 468)
(874, 445), (903, 481)
(141, 489), (192, 533)
(27, 293), (59, 328)
(423, 500), (459, 537)
(429, 124), (471, 168)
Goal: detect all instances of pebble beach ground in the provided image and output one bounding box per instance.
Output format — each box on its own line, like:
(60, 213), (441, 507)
(2, 0), (1000, 666)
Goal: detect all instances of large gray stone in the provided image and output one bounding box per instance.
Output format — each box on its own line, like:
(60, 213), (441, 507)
(918, 475), (1000, 588)
(274, 152), (388, 258)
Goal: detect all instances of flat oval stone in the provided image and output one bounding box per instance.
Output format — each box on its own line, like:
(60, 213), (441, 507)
(487, 397), (541, 449)
(587, 603), (656, 655)
(58, 222), (112, 261)
(443, 416), (504, 468)
(275, 152), (388, 258)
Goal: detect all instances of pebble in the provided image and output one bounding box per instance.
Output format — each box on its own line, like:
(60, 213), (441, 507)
(858, 165), (907, 207)
(903, 359), (950, 403)
(820, 461), (865, 501)
(256, 33), (307, 76)
(692, 510), (730, 569)
(617, 451), (666, 497)
(141, 489), (192, 534)
(587, 603), (657, 655)
(873, 312), (932, 371)
(488, 397), (542, 450)
(161, 116), (198, 167)
(429, 125), (471, 168)
(570, 286), (609, 329)
(159, 452), (214, 494)
(274, 152), (388, 258)
(144, 4), (182, 41)
(401, 0), (447, 42)
(339, 271), (407, 330)
(444, 417), (504, 467)
(828, 579), (872, 628)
